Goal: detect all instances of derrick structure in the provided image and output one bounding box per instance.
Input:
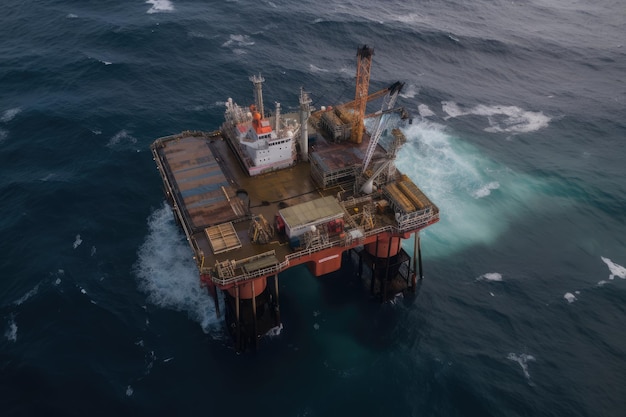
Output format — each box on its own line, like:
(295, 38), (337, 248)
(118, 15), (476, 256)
(350, 45), (374, 144)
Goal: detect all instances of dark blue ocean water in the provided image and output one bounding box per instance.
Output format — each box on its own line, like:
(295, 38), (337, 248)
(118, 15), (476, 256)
(1, 1), (625, 416)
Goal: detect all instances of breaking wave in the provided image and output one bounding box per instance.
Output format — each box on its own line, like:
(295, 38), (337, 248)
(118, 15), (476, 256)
(601, 256), (626, 281)
(472, 181), (500, 199)
(477, 273), (503, 282)
(507, 353), (536, 385)
(5, 315), (17, 342)
(441, 102), (551, 133)
(14, 284), (40, 306)
(564, 292), (577, 303)
(222, 34), (255, 49)
(1, 107), (21, 123)
(396, 119), (550, 257)
(146, 0), (174, 14)
(134, 203), (221, 334)
(106, 130), (137, 148)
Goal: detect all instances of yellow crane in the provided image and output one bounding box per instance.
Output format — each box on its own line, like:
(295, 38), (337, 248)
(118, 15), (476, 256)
(350, 45), (374, 144)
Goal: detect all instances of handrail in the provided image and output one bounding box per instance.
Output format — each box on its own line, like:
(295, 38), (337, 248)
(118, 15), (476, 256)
(200, 211), (438, 286)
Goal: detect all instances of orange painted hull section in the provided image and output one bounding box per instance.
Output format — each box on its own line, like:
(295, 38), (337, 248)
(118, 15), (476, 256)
(227, 277), (267, 299)
(365, 236), (402, 257)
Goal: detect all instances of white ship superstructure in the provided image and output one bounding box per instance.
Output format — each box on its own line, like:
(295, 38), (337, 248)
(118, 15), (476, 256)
(222, 75), (303, 176)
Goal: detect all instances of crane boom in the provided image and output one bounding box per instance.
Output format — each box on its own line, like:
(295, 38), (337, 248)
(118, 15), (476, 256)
(360, 81), (404, 176)
(339, 87), (389, 111)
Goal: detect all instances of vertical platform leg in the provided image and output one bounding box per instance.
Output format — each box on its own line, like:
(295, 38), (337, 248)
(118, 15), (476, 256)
(382, 235), (393, 302)
(370, 236), (379, 295)
(251, 280), (258, 349)
(411, 232), (418, 291)
(273, 274), (281, 326)
(235, 285), (241, 351)
(417, 233), (423, 280)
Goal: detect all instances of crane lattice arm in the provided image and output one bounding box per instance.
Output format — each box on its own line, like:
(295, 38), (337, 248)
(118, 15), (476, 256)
(360, 81), (404, 176)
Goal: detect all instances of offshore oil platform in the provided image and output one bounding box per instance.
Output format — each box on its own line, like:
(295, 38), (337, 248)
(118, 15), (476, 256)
(151, 46), (439, 351)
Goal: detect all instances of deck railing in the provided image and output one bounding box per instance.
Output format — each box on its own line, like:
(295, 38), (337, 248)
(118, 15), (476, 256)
(200, 208), (439, 286)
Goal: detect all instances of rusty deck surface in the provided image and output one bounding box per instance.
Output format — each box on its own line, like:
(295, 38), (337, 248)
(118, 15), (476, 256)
(151, 130), (439, 285)
(309, 132), (387, 173)
(156, 135), (246, 231)
(152, 131), (334, 273)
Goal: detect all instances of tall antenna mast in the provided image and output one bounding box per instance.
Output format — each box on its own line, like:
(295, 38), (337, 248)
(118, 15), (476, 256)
(249, 74), (265, 117)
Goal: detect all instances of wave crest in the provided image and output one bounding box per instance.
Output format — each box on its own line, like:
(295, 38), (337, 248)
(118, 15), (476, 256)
(134, 203), (220, 334)
(442, 101), (550, 133)
(146, 0), (174, 14)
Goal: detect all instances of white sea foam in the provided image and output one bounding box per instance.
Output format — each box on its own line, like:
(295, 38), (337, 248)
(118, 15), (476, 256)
(66, 13), (78, 19)
(564, 292), (577, 303)
(507, 353), (535, 383)
(53, 269), (64, 286)
(601, 256), (626, 280)
(135, 203), (220, 334)
(14, 284), (40, 305)
(441, 101), (550, 133)
(73, 234), (82, 249)
(417, 104), (435, 118)
(90, 246), (97, 256)
(395, 13), (426, 25)
(222, 34), (254, 48)
(126, 385), (134, 396)
(0, 128), (7, 143)
(266, 324), (283, 337)
(146, 0), (174, 14)
(472, 181), (500, 198)
(1, 107), (21, 123)
(478, 272), (503, 282)
(396, 119), (552, 258)
(5, 316), (17, 342)
(400, 83), (419, 99)
(106, 130), (137, 148)
(309, 64), (330, 73)
(441, 101), (464, 118)
(5, 324), (18, 342)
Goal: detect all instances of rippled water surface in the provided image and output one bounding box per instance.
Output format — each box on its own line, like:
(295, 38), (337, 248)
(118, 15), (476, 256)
(1, 1), (625, 416)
